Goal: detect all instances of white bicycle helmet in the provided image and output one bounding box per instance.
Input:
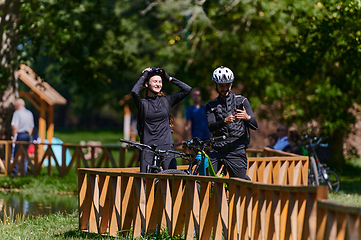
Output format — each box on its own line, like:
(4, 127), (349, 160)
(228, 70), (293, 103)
(212, 66), (234, 83)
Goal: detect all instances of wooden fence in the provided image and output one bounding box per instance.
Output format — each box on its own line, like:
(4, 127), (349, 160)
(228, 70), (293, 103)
(316, 199), (361, 240)
(78, 167), (328, 239)
(0, 140), (297, 176)
(0, 140), (130, 176)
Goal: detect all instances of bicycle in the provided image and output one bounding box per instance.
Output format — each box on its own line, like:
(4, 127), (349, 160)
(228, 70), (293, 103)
(119, 138), (192, 176)
(181, 136), (227, 177)
(119, 137), (227, 191)
(301, 135), (340, 192)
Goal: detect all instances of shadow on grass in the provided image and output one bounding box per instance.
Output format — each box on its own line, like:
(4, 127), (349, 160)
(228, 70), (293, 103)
(55, 230), (118, 239)
(56, 230), (185, 240)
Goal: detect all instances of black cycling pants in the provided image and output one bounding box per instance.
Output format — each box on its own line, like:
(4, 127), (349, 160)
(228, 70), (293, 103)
(208, 146), (250, 180)
(139, 144), (177, 173)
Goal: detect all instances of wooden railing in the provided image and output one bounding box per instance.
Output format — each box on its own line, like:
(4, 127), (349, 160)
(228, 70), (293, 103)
(316, 199), (361, 239)
(78, 167), (328, 239)
(0, 140), (133, 176)
(248, 156), (309, 186)
(0, 140), (301, 176)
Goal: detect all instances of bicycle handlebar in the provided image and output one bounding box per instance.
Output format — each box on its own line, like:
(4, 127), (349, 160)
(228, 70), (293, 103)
(301, 135), (329, 149)
(183, 135), (226, 150)
(119, 138), (193, 158)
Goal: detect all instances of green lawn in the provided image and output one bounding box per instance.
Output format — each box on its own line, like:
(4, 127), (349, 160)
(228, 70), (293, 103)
(327, 157), (361, 206)
(54, 129), (123, 144)
(0, 211), (182, 239)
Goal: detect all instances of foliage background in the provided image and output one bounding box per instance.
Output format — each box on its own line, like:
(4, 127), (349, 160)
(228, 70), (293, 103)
(1, 0), (360, 165)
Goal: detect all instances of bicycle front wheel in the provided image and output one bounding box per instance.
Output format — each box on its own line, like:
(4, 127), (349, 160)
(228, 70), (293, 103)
(308, 156), (319, 186)
(325, 170), (340, 192)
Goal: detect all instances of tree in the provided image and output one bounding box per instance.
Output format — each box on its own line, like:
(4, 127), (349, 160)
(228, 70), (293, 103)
(0, 0), (19, 144)
(265, 0), (361, 166)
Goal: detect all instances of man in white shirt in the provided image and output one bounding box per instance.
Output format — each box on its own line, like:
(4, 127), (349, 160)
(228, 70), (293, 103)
(11, 98), (34, 175)
(273, 124), (290, 151)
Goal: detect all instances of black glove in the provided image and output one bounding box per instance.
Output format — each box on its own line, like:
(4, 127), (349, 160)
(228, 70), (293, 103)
(142, 69), (150, 80)
(160, 69), (171, 82)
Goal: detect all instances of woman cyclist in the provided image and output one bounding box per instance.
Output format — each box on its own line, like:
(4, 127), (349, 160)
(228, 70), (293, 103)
(131, 68), (192, 173)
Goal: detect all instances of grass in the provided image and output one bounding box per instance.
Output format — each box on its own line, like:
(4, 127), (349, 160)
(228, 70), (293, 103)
(326, 157), (361, 206)
(54, 129), (123, 144)
(0, 166), (78, 193)
(0, 210), (183, 239)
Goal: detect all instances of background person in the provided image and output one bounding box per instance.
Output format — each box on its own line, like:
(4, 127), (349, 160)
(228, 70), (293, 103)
(11, 98), (34, 175)
(267, 133), (278, 148)
(206, 66), (258, 180)
(283, 129), (303, 155)
(184, 88), (210, 141)
(273, 124), (290, 150)
(131, 67), (192, 173)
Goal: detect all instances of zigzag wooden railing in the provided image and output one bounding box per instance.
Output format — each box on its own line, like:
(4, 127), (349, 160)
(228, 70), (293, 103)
(78, 167), (328, 239)
(248, 156), (309, 186)
(0, 140), (300, 176)
(316, 199), (361, 240)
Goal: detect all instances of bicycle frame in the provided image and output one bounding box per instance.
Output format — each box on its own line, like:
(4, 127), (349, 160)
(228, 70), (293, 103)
(119, 138), (192, 173)
(183, 136), (230, 190)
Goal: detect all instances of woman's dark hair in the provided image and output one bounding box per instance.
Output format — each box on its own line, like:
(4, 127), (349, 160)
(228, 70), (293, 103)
(289, 130), (300, 142)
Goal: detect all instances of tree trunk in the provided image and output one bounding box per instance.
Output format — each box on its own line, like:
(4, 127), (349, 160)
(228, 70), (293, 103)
(0, 0), (20, 158)
(328, 129), (345, 168)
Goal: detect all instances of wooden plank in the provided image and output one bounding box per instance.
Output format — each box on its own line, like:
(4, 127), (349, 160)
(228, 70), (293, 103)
(290, 192), (298, 240)
(263, 161), (272, 184)
(5, 141), (11, 176)
(297, 192), (307, 240)
(88, 174), (100, 233)
(257, 161), (265, 183)
(251, 188), (260, 240)
(108, 176), (121, 237)
(239, 186), (248, 240)
(132, 176), (145, 238)
(184, 179), (199, 239)
(228, 183), (237, 240)
(17, 64), (67, 105)
(316, 207), (327, 240)
(121, 176), (133, 230)
(78, 172), (90, 230)
(172, 178), (185, 237)
(47, 104), (54, 144)
(146, 178), (156, 232)
(336, 212), (347, 240)
(306, 192), (318, 240)
(98, 175), (110, 233)
(38, 99), (46, 147)
(246, 187), (253, 239)
(265, 190), (275, 240)
(326, 210), (337, 240)
(346, 214), (360, 240)
(279, 160), (289, 185)
(280, 191), (290, 240)
(273, 191), (281, 240)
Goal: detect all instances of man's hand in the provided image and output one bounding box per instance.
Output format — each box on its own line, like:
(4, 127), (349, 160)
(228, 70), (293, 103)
(224, 114), (237, 124)
(234, 107), (250, 121)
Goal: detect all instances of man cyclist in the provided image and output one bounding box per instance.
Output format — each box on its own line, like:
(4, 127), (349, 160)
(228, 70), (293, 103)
(206, 66), (258, 180)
